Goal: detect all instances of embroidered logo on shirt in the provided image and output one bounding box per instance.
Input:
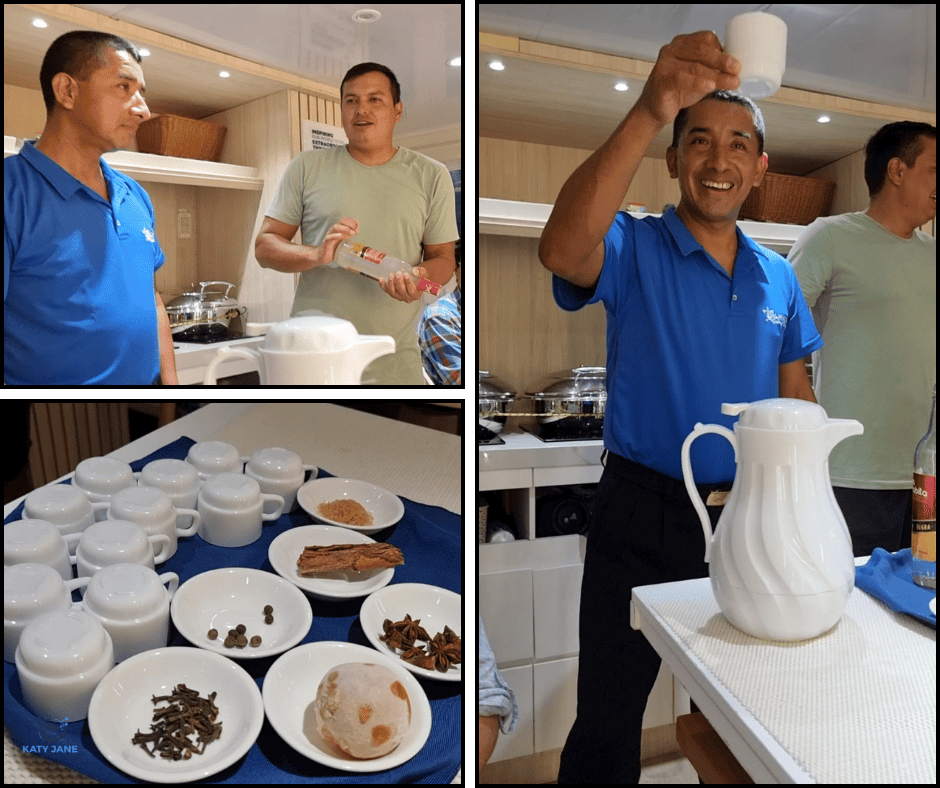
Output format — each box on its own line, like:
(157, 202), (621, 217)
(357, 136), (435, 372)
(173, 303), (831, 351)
(762, 307), (787, 328)
(142, 227), (155, 243)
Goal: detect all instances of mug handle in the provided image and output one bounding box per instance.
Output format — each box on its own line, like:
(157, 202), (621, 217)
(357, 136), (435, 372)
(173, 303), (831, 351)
(149, 533), (172, 564)
(174, 507), (201, 537)
(158, 571), (180, 601)
(261, 493), (285, 522)
(203, 346), (263, 385)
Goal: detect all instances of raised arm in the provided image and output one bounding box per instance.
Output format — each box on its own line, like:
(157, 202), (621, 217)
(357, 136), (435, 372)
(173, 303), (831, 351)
(538, 32), (741, 288)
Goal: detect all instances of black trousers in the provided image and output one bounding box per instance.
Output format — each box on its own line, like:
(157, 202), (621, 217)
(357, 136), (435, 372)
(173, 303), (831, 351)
(557, 452), (727, 784)
(832, 486), (912, 557)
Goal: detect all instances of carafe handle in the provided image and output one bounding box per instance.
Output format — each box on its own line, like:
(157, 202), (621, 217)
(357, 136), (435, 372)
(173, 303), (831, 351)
(203, 346), (263, 385)
(680, 423), (737, 563)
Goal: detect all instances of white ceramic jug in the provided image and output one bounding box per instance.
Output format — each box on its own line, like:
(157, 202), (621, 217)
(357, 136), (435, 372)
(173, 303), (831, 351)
(202, 315), (394, 385)
(681, 399), (863, 641)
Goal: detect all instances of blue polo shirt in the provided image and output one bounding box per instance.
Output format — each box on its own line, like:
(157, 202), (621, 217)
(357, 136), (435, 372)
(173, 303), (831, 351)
(4, 141), (164, 385)
(554, 207), (823, 483)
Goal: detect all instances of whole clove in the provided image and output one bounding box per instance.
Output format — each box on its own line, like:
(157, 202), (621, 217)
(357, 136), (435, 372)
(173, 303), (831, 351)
(131, 684), (222, 760)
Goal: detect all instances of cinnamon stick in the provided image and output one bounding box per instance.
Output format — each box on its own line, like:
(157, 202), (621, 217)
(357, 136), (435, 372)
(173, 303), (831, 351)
(297, 543), (404, 575)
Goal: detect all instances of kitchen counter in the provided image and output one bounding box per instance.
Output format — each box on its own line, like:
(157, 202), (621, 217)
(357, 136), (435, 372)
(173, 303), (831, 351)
(631, 564), (937, 783)
(479, 429), (604, 473)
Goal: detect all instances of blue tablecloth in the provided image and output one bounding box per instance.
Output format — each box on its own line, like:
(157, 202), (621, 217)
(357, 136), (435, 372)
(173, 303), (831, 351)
(4, 436), (462, 783)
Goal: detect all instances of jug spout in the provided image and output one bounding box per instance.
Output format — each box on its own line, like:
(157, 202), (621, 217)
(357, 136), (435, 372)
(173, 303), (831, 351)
(823, 418), (864, 452)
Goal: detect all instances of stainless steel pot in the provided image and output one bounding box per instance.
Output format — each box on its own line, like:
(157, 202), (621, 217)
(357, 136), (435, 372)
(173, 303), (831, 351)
(479, 370), (516, 434)
(526, 366), (607, 424)
(164, 281), (246, 336)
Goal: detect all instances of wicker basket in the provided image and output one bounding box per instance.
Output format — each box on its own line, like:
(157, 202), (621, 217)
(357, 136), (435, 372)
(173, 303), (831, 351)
(136, 114), (227, 162)
(739, 172), (835, 225)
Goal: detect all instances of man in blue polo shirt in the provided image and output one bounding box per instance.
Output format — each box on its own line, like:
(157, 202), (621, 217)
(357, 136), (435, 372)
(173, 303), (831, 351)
(4, 30), (177, 385)
(539, 32), (822, 783)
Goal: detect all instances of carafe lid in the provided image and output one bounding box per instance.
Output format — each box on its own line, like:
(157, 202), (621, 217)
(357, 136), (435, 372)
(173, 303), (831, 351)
(723, 398), (829, 431)
(263, 316), (359, 352)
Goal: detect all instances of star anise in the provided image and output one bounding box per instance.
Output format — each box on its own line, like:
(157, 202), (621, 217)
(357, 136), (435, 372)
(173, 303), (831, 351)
(427, 632), (462, 672)
(441, 626), (461, 648)
(400, 614), (431, 644)
(380, 619), (408, 650)
(400, 644), (435, 671)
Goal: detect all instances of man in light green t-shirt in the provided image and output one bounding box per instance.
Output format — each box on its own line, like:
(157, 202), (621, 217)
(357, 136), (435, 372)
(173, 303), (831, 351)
(255, 62), (458, 384)
(790, 121), (936, 556)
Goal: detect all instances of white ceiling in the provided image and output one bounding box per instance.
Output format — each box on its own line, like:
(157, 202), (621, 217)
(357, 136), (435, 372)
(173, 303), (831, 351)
(479, 4), (936, 174)
(6, 4), (462, 137)
(479, 4), (936, 113)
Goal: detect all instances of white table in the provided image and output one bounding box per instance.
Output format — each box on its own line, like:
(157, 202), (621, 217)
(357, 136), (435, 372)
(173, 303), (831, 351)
(631, 571), (936, 784)
(4, 403), (465, 784)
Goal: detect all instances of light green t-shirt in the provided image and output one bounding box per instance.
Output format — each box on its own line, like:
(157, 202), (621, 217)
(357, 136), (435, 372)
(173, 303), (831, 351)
(789, 212), (936, 488)
(265, 145), (458, 384)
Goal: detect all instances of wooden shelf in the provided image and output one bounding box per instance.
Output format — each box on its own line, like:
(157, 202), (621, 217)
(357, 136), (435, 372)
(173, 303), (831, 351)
(479, 197), (808, 250)
(4, 135), (263, 191)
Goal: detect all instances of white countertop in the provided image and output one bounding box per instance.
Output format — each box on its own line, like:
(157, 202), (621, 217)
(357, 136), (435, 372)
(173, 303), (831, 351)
(5, 403), (461, 516)
(479, 429), (604, 473)
(631, 568), (936, 784)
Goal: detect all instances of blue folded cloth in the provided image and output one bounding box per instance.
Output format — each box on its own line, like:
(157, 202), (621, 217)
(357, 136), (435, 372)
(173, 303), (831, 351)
(855, 548), (936, 627)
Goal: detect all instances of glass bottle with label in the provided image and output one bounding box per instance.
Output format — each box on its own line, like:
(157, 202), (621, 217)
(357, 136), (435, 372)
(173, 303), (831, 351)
(333, 241), (441, 296)
(912, 384), (936, 589)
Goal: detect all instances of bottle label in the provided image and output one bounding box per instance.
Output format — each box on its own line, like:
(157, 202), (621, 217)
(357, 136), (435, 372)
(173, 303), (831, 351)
(349, 243), (385, 265)
(416, 277), (442, 296)
(912, 473), (936, 562)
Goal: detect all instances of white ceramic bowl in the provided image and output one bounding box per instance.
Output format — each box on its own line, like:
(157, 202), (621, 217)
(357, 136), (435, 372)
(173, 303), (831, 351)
(262, 640), (431, 772)
(360, 583), (461, 682)
(170, 568), (312, 659)
(268, 525), (395, 601)
(296, 478), (404, 535)
(88, 646), (263, 783)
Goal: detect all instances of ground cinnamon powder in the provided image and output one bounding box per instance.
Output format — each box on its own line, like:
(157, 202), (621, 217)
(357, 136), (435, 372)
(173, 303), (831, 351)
(317, 498), (374, 526)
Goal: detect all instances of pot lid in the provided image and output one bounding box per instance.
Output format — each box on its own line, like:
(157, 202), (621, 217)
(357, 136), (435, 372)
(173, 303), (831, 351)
(479, 370), (516, 400)
(723, 398), (829, 430)
(526, 366), (607, 400)
(166, 281), (238, 310)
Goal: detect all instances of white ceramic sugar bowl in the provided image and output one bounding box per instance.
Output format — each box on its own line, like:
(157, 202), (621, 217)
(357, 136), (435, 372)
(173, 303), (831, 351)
(79, 563), (179, 663)
(197, 473), (284, 547)
(243, 447), (317, 513)
(15, 608), (114, 722)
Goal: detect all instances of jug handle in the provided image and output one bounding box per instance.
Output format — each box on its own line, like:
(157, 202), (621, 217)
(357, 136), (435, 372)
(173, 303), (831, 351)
(680, 423), (737, 564)
(203, 346), (263, 385)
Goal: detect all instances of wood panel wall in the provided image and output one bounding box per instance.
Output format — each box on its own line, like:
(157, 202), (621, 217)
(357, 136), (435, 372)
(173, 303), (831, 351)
(28, 404), (130, 487)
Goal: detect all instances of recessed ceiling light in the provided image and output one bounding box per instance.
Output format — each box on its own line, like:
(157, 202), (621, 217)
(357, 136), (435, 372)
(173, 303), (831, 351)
(32, 18), (48, 29)
(449, 57), (461, 67)
(352, 9), (381, 23)
(489, 61), (505, 71)
(139, 48), (151, 58)
(817, 115), (831, 123)
(219, 71), (231, 79)
(614, 81), (629, 92)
